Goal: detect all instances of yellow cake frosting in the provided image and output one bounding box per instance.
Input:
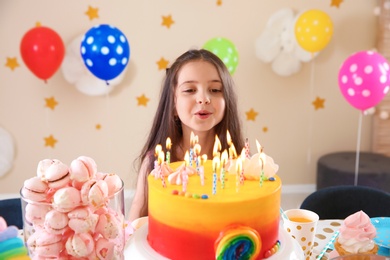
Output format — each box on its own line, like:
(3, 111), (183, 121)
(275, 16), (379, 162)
(147, 159), (282, 260)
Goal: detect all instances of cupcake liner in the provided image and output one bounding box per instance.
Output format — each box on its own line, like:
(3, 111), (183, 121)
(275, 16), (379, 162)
(334, 239), (378, 260)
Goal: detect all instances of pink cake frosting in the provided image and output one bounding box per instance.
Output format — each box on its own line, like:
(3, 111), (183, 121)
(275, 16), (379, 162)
(337, 210), (377, 253)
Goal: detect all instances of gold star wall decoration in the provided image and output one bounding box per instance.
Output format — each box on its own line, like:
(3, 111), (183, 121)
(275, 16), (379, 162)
(161, 15), (175, 28)
(331, 0), (344, 8)
(44, 135), (57, 148)
(217, 0), (222, 6)
(35, 21), (41, 27)
(96, 124), (101, 130)
(5, 57), (19, 70)
(262, 127), (268, 133)
(137, 94), (150, 107)
(156, 57), (169, 71)
(85, 6), (99, 20)
(45, 96), (58, 110)
(245, 108), (258, 121)
(312, 97), (325, 110)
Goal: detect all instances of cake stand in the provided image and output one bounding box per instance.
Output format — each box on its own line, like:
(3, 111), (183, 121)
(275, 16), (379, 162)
(124, 223), (304, 259)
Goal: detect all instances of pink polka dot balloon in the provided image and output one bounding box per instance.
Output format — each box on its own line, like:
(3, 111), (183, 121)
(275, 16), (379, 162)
(338, 50), (390, 111)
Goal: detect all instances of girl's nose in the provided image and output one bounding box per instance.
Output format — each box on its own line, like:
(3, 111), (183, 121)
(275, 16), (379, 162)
(197, 96), (210, 104)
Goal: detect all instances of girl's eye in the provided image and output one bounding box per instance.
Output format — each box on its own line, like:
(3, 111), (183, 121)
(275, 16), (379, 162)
(183, 88), (196, 93)
(210, 88), (222, 93)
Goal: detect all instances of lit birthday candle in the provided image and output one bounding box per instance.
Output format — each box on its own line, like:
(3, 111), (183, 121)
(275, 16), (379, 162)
(212, 156), (220, 195)
(200, 154), (207, 186)
(256, 140), (265, 187)
(158, 151), (166, 187)
(166, 137), (171, 164)
(189, 132), (195, 167)
(182, 151), (189, 193)
(194, 143), (201, 174)
(240, 148), (246, 184)
(220, 150), (228, 189)
(260, 152), (266, 187)
(235, 157), (242, 192)
(213, 135), (222, 158)
(245, 137), (250, 159)
(154, 144), (162, 173)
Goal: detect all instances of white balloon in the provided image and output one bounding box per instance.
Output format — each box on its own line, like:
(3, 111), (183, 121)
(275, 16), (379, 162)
(255, 8), (317, 77)
(0, 127), (15, 177)
(61, 35), (125, 96)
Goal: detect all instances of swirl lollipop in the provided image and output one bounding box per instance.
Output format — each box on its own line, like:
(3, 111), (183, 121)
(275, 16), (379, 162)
(215, 225), (261, 260)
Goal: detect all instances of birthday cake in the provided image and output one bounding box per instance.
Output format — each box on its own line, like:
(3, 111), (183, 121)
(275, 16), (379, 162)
(126, 138), (303, 260)
(0, 217), (30, 260)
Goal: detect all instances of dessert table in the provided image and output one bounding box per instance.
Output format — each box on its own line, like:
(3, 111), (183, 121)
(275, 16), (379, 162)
(17, 219), (389, 259)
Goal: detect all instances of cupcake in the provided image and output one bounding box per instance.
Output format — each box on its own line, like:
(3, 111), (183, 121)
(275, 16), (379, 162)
(334, 210), (378, 259)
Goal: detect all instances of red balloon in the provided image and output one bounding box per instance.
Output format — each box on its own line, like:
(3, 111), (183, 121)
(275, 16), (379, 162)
(20, 26), (65, 81)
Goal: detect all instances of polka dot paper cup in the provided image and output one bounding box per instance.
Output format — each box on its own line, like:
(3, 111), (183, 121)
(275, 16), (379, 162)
(283, 209), (319, 260)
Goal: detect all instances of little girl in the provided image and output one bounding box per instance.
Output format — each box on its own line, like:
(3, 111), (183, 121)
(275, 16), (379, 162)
(128, 49), (245, 221)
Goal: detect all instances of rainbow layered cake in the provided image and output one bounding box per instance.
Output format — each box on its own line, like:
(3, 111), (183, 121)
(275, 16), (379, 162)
(147, 146), (282, 260)
(0, 217), (30, 260)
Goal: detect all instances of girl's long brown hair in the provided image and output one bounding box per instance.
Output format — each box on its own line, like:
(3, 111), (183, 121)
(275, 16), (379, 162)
(135, 49), (245, 216)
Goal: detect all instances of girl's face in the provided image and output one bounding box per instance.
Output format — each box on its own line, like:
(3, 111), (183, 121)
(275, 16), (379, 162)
(174, 60), (225, 135)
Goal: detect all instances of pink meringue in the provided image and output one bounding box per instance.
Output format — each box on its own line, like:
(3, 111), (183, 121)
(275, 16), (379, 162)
(103, 173), (123, 197)
(95, 238), (115, 259)
(81, 179), (108, 208)
(21, 177), (49, 202)
(95, 213), (121, 239)
(25, 203), (52, 226)
(53, 187), (81, 213)
(29, 230), (64, 257)
(44, 160), (70, 189)
(65, 233), (95, 257)
(167, 163), (196, 185)
(69, 156), (97, 183)
(44, 210), (69, 235)
(67, 207), (98, 234)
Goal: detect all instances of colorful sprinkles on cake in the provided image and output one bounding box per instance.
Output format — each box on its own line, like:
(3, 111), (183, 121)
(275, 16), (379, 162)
(215, 225), (261, 260)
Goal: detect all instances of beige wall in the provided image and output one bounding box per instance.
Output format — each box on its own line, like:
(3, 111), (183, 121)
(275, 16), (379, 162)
(0, 0), (378, 194)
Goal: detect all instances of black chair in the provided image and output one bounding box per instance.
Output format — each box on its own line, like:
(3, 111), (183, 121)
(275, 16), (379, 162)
(300, 185), (390, 219)
(0, 198), (23, 229)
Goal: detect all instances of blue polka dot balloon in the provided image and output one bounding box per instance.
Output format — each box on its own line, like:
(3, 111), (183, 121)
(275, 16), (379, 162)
(80, 24), (130, 82)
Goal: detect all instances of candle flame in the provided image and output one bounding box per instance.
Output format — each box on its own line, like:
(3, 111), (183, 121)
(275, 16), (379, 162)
(201, 154), (207, 165)
(213, 135), (222, 156)
(229, 143), (237, 159)
(221, 150), (228, 166)
(240, 148), (246, 158)
(256, 139), (263, 153)
(158, 151), (165, 165)
(236, 157), (242, 174)
(190, 131), (195, 146)
(166, 137), (172, 150)
(155, 144), (162, 157)
(184, 151), (189, 166)
(212, 156), (220, 173)
(227, 130), (232, 145)
(194, 143), (201, 155)
(194, 134), (199, 145)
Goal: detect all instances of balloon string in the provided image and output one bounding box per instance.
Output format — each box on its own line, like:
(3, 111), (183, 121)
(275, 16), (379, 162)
(307, 58), (316, 166)
(105, 91), (112, 163)
(354, 112), (363, 186)
(45, 84), (53, 158)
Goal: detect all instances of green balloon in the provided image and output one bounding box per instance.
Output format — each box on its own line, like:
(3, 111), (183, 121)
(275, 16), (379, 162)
(203, 37), (239, 75)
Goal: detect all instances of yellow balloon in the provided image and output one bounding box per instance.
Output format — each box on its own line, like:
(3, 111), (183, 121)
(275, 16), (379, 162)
(294, 9), (333, 53)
